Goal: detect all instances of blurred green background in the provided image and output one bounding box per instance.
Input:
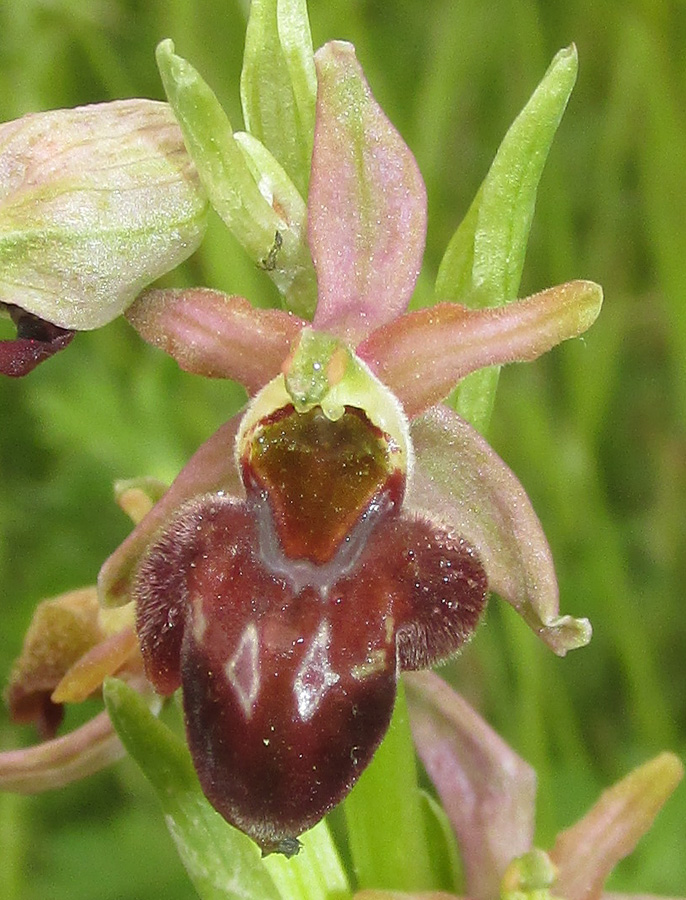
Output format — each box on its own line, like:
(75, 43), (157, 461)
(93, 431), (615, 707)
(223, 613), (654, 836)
(1, 0), (684, 897)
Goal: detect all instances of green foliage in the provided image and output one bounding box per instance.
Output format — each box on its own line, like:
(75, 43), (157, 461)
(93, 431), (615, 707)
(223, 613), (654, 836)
(1, 0), (685, 897)
(343, 683), (438, 893)
(436, 44), (578, 431)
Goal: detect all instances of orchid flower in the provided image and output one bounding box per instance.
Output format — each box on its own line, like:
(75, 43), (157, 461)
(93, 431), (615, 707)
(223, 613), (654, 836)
(91, 37), (600, 856)
(0, 480), (163, 791)
(1, 0), (610, 885)
(373, 670), (683, 900)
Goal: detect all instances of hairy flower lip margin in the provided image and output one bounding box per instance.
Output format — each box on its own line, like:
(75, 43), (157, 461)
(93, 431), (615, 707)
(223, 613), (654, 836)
(132, 471), (488, 850)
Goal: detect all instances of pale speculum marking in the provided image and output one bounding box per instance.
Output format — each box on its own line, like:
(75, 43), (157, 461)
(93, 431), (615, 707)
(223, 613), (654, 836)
(350, 648), (387, 681)
(225, 621), (261, 718)
(293, 619), (340, 721)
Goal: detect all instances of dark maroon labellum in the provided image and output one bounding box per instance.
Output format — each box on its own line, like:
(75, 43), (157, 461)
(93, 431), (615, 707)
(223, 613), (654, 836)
(0, 305), (75, 377)
(135, 398), (488, 854)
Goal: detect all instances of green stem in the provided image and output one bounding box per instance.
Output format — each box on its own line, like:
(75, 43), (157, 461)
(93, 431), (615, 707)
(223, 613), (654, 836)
(343, 681), (435, 892)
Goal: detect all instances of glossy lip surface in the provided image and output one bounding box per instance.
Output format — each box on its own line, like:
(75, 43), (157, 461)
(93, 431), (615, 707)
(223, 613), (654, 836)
(242, 403), (404, 565)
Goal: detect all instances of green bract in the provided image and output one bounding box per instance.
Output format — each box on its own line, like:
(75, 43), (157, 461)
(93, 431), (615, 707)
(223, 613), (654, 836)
(240, 0), (317, 197)
(436, 46), (579, 429)
(156, 39), (317, 318)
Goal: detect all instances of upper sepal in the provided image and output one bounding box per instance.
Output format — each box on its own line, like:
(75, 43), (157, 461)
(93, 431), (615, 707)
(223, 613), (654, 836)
(0, 99), (207, 330)
(309, 42), (427, 343)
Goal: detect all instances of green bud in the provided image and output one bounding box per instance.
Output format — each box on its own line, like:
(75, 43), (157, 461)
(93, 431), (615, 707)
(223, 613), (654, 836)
(0, 100), (208, 329)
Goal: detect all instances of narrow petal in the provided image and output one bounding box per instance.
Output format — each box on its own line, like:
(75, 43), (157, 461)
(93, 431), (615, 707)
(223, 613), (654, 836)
(0, 307), (74, 376)
(309, 42), (427, 343)
(126, 288), (306, 393)
(98, 414), (244, 608)
(0, 99), (207, 329)
(358, 281), (603, 418)
(405, 671), (537, 900)
(550, 753), (684, 900)
(51, 626), (140, 704)
(0, 710), (124, 793)
(409, 406), (591, 655)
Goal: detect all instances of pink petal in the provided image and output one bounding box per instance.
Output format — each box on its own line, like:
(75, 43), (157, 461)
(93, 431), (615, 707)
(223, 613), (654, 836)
(404, 671), (537, 900)
(309, 42), (427, 344)
(51, 626), (140, 704)
(357, 281), (603, 419)
(98, 413), (244, 608)
(409, 406), (591, 655)
(550, 753), (684, 900)
(0, 710), (124, 792)
(126, 288), (306, 394)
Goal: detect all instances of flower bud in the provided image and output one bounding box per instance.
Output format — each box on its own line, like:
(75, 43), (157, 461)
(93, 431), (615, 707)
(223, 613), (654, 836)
(0, 99), (207, 330)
